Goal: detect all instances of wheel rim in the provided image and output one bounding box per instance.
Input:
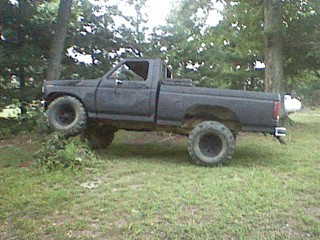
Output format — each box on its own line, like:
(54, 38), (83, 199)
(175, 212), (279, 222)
(198, 133), (223, 158)
(56, 105), (76, 126)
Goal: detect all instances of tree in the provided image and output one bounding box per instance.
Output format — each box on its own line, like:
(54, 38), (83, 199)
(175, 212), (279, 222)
(64, 0), (120, 79)
(114, 0), (150, 58)
(125, 0), (149, 57)
(61, 0), (150, 79)
(149, 0), (218, 84)
(212, 0), (320, 95)
(0, 0), (56, 107)
(47, 0), (73, 80)
(264, 0), (284, 94)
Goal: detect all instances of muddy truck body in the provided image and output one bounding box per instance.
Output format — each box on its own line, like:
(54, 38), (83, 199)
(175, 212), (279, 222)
(43, 58), (286, 166)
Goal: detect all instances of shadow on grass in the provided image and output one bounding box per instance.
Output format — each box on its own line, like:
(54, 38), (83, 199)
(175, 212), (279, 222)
(231, 144), (290, 168)
(95, 139), (290, 169)
(96, 142), (192, 166)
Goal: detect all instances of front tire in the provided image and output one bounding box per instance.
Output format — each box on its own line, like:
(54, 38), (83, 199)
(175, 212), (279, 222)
(46, 96), (87, 136)
(188, 121), (235, 167)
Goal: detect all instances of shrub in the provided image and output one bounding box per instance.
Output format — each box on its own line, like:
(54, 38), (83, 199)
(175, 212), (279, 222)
(0, 118), (22, 139)
(34, 132), (96, 171)
(28, 111), (52, 137)
(0, 98), (53, 138)
(310, 90), (320, 107)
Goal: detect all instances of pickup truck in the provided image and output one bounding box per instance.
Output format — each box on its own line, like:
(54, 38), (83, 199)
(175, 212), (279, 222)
(43, 58), (286, 166)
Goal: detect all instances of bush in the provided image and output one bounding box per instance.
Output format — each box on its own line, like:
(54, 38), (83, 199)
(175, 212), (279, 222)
(0, 99), (52, 138)
(34, 132), (96, 171)
(0, 118), (22, 139)
(310, 90), (320, 107)
(295, 75), (320, 107)
(27, 111), (52, 137)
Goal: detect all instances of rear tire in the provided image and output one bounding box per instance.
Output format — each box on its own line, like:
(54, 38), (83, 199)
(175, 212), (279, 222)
(81, 127), (115, 149)
(47, 96), (87, 136)
(188, 121), (235, 167)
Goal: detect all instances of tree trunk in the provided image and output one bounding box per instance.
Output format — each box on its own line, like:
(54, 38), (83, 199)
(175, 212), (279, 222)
(46, 0), (73, 80)
(17, 2), (27, 114)
(264, 0), (284, 94)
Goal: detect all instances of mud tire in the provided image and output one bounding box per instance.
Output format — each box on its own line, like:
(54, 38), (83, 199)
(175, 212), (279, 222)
(188, 121), (235, 167)
(47, 96), (87, 136)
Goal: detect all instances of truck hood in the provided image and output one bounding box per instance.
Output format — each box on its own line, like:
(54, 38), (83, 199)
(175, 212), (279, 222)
(44, 79), (100, 88)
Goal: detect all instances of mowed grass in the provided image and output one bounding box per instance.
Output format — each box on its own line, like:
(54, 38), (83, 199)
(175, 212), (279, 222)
(0, 110), (319, 239)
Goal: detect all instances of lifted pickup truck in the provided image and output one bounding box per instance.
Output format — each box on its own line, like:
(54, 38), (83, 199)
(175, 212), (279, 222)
(43, 58), (286, 166)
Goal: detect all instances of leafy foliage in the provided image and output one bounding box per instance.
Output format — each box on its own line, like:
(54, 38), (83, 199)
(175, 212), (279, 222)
(149, 0), (221, 86)
(0, 0), (57, 101)
(35, 133), (95, 170)
(218, 0), (320, 93)
(62, 0), (120, 79)
(0, 99), (50, 138)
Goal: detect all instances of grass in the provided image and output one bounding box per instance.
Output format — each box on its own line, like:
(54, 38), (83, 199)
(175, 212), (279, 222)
(0, 109), (319, 239)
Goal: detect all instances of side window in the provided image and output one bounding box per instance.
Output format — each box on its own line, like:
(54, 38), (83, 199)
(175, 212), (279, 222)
(111, 61), (149, 81)
(162, 64), (166, 80)
(167, 67), (172, 79)
(162, 63), (173, 79)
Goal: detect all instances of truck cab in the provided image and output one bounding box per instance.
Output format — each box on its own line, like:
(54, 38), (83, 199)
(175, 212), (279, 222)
(94, 59), (161, 122)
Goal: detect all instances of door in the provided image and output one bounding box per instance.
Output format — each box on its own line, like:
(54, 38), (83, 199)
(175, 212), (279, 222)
(95, 60), (154, 121)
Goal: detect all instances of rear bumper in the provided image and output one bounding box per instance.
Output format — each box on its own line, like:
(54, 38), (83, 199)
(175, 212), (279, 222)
(274, 127), (286, 137)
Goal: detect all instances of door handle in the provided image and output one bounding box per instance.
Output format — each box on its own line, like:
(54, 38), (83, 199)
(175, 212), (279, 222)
(114, 79), (123, 93)
(115, 79), (123, 85)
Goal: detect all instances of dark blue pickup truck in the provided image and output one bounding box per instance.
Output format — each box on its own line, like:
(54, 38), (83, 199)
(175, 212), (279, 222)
(43, 58), (286, 166)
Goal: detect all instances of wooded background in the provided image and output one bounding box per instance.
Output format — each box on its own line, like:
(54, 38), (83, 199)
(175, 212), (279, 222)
(1, 0), (320, 111)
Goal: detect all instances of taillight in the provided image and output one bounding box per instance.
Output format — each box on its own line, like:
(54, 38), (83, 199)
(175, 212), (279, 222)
(274, 101), (281, 120)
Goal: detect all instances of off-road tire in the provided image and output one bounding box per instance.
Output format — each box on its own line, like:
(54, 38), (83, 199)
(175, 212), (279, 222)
(47, 96), (87, 136)
(81, 128), (115, 149)
(188, 121), (235, 167)
(231, 131), (237, 140)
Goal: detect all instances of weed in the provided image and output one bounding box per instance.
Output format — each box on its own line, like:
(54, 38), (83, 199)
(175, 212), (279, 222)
(34, 132), (95, 170)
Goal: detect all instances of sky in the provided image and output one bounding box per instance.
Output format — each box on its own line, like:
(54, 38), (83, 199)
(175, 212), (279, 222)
(98, 0), (224, 28)
(144, 0), (174, 27)
(141, 0), (224, 28)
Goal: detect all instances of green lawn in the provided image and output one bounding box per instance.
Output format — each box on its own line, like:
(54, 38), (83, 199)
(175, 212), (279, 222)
(0, 110), (319, 239)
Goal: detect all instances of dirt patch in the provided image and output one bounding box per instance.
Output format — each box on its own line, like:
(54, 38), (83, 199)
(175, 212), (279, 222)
(18, 159), (34, 168)
(120, 131), (185, 145)
(0, 135), (33, 147)
(305, 207), (320, 219)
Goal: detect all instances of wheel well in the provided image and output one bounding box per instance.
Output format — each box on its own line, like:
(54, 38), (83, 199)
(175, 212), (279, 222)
(183, 105), (241, 132)
(46, 93), (87, 112)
